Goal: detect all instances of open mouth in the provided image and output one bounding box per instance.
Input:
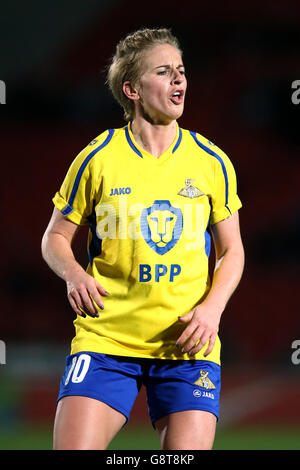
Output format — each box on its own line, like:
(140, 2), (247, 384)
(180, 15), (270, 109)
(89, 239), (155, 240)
(170, 90), (184, 105)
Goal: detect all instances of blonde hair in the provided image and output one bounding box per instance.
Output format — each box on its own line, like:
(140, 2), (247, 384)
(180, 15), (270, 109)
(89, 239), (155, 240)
(106, 27), (182, 122)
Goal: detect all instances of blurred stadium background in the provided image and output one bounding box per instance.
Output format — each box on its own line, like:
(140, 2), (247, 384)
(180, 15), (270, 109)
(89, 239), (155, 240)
(0, 0), (300, 450)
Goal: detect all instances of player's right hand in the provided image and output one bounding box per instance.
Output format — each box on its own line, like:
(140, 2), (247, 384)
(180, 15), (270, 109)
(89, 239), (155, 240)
(65, 267), (109, 318)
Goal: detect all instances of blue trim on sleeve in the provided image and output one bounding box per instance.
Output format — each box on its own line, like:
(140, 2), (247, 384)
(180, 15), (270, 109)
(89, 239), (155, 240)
(62, 203), (74, 216)
(65, 129), (114, 212)
(190, 131), (231, 214)
(125, 125), (143, 158)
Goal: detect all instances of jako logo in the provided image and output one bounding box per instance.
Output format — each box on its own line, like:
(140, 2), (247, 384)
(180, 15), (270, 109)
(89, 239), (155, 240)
(110, 187), (131, 196)
(0, 80), (6, 104)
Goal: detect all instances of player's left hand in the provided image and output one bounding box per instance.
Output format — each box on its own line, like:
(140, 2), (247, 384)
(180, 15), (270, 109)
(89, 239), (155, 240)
(176, 304), (221, 357)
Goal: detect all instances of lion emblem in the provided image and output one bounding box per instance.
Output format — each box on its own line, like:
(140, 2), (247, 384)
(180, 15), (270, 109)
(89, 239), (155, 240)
(140, 200), (183, 255)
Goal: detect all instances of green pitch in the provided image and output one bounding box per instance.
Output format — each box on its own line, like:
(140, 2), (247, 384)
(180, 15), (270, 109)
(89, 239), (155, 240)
(0, 425), (300, 450)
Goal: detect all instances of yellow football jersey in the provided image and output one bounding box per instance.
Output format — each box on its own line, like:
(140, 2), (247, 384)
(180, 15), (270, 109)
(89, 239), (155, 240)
(53, 122), (242, 364)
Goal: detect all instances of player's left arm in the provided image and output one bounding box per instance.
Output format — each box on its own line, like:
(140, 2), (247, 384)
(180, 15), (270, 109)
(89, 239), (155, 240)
(176, 210), (245, 357)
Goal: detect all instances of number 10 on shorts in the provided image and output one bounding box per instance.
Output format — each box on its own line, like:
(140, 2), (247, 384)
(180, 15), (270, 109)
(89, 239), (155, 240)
(64, 354), (91, 385)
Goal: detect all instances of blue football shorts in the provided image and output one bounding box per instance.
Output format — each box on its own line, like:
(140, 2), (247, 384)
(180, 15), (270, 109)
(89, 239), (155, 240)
(57, 352), (221, 427)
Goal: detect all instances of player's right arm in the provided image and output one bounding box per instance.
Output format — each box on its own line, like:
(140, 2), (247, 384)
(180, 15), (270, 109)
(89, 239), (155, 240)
(41, 207), (108, 318)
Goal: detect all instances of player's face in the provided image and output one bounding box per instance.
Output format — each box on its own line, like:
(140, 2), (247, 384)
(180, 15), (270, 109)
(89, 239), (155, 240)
(136, 44), (187, 124)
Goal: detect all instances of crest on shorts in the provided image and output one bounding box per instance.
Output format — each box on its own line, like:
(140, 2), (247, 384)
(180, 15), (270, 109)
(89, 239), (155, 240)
(178, 179), (205, 199)
(194, 371), (216, 389)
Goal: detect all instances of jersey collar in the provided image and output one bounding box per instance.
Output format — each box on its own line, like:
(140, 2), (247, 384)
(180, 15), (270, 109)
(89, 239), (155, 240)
(125, 122), (182, 162)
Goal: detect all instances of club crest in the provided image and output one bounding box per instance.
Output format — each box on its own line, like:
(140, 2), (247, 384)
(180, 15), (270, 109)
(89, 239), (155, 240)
(194, 370), (216, 389)
(178, 179), (205, 199)
(140, 200), (183, 255)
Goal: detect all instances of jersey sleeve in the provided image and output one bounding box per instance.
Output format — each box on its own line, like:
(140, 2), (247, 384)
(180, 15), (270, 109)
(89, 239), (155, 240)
(52, 143), (99, 225)
(209, 149), (242, 225)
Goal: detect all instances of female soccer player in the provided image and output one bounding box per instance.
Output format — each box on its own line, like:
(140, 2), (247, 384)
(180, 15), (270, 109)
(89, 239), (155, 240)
(42, 28), (244, 450)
